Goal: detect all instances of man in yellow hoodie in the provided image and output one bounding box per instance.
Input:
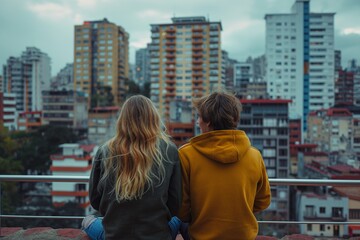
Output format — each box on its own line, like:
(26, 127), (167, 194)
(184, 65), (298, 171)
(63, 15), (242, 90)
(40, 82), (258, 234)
(178, 91), (271, 240)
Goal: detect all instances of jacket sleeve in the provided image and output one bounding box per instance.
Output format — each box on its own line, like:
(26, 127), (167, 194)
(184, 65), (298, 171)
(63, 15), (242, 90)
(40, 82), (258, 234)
(178, 149), (191, 222)
(89, 148), (103, 211)
(167, 146), (182, 216)
(253, 153), (271, 213)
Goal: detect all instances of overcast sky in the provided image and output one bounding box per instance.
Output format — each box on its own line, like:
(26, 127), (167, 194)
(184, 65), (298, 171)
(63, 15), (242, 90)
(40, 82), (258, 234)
(0, 0), (359, 76)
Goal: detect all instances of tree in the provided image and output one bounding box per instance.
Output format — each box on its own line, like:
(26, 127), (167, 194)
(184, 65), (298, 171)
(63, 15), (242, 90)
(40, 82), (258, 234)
(14, 125), (80, 173)
(0, 127), (23, 219)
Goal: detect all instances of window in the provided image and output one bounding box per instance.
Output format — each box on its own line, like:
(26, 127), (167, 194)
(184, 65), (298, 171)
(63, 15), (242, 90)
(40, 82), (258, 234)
(319, 207), (326, 214)
(307, 224), (312, 231)
(320, 224), (325, 231)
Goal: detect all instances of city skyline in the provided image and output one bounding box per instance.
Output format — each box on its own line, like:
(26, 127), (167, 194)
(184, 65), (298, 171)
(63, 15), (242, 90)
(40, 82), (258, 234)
(1, 0), (359, 75)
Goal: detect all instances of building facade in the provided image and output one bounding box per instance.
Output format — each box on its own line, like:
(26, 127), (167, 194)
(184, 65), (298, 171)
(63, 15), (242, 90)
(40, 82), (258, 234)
(135, 47), (150, 88)
(233, 62), (253, 93)
(265, 0), (335, 130)
(0, 92), (16, 130)
(74, 18), (129, 108)
(50, 143), (97, 215)
(3, 47), (51, 112)
(298, 192), (348, 237)
(239, 99), (291, 222)
(307, 108), (353, 153)
(149, 16), (224, 121)
(335, 69), (354, 105)
(17, 111), (42, 131)
(42, 90), (88, 130)
(88, 106), (119, 145)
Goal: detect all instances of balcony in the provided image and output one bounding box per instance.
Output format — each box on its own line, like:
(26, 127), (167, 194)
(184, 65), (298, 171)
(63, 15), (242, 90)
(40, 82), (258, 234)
(192, 79), (204, 84)
(192, 59), (203, 65)
(1, 176), (360, 239)
(166, 60), (176, 65)
(166, 34), (176, 39)
(192, 33), (203, 38)
(165, 85), (175, 91)
(166, 54), (176, 59)
(192, 28), (202, 32)
(192, 52), (203, 58)
(165, 73), (175, 78)
(166, 28), (176, 33)
(165, 79), (176, 84)
(192, 65), (203, 70)
(192, 72), (203, 77)
(192, 46), (202, 51)
(166, 41), (176, 46)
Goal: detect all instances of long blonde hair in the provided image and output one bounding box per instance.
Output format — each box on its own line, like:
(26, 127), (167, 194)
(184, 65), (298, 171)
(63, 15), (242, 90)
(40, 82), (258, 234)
(100, 95), (170, 201)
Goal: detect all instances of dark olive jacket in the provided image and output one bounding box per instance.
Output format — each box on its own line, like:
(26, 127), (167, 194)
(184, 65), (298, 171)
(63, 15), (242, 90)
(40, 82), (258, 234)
(89, 140), (181, 240)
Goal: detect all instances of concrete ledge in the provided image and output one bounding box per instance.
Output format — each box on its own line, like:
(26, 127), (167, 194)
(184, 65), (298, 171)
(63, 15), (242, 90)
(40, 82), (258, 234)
(2, 227), (360, 239)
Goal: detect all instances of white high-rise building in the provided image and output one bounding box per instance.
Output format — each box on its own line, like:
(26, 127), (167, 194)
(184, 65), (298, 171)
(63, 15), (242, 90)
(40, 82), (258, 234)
(265, 0), (335, 131)
(3, 47), (51, 112)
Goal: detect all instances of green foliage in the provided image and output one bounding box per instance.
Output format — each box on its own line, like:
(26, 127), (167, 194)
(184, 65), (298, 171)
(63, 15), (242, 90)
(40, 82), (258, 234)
(14, 125), (80, 173)
(91, 85), (115, 107)
(141, 82), (151, 98)
(127, 79), (141, 96)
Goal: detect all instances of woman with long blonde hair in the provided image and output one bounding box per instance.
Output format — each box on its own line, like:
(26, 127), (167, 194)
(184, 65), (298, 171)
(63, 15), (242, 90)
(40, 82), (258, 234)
(86, 95), (181, 240)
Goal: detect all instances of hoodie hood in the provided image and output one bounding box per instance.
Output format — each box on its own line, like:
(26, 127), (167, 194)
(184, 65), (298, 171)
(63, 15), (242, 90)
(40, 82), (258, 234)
(190, 130), (251, 164)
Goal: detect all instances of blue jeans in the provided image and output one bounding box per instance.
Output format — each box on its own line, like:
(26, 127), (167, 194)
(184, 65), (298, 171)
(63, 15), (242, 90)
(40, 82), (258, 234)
(83, 216), (182, 240)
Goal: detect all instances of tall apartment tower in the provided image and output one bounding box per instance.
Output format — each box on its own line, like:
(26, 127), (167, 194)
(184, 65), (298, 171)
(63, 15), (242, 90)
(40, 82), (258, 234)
(3, 47), (51, 112)
(135, 47), (150, 88)
(233, 62), (253, 93)
(149, 16), (224, 121)
(265, 0), (335, 131)
(74, 18), (129, 108)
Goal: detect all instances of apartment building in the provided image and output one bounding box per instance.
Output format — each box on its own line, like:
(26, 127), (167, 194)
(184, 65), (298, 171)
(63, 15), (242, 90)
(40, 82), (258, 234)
(239, 99), (291, 221)
(88, 106), (119, 145)
(333, 187), (360, 237)
(17, 111), (42, 131)
(42, 90), (88, 130)
(135, 47), (150, 88)
(307, 108), (353, 153)
(3, 47), (51, 112)
(74, 18), (129, 108)
(233, 62), (253, 92)
(50, 143), (97, 215)
(265, 0), (335, 130)
(335, 69), (354, 105)
(149, 16), (224, 121)
(0, 92), (16, 130)
(298, 192), (348, 237)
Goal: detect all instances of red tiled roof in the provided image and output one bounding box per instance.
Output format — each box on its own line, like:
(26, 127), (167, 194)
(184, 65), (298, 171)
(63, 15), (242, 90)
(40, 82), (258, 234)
(332, 187), (360, 201)
(327, 164), (360, 174)
(80, 144), (96, 153)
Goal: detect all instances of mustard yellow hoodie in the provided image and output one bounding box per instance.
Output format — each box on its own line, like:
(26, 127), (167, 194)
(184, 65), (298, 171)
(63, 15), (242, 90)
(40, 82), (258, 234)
(179, 130), (271, 240)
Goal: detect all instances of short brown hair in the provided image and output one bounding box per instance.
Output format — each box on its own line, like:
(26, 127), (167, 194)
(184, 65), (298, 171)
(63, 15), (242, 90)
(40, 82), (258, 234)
(193, 91), (242, 130)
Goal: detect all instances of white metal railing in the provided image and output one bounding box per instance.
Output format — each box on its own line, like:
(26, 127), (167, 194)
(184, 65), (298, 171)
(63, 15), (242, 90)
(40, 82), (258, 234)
(1, 175), (360, 225)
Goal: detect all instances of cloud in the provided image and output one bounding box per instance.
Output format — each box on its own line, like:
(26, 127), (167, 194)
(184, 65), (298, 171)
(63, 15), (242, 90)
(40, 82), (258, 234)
(77, 0), (97, 8)
(341, 28), (360, 35)
(27, 2), (73, 21)
(136, 9), (171, 20)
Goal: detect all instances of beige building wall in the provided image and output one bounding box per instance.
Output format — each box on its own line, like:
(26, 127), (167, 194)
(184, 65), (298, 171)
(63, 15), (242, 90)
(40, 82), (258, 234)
(74, 19), (129, 108)
(150, 17), (223, 121)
